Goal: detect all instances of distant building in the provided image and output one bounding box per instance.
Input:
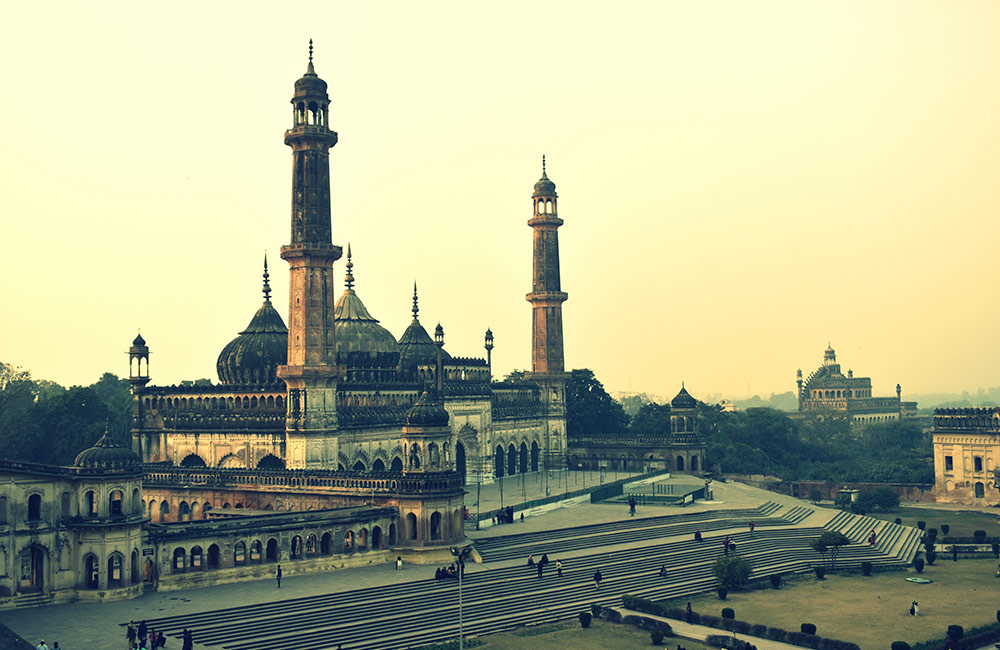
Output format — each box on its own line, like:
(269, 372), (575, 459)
(795, 345), (910, 426)
(932, 407), (998, 505)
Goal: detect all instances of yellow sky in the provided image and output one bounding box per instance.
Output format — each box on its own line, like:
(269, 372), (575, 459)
(1, 1), (998, 400)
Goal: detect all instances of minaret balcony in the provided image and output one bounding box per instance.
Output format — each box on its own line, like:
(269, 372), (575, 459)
(284, 125), (338, 146)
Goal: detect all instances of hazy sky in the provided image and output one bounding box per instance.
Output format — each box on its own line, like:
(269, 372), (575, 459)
(1, 2), (998, 400)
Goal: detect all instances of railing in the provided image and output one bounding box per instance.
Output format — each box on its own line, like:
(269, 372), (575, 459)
(151, 413), (284, 429)
(142, 465), (464, 494)
(933, 406), (1000, 431)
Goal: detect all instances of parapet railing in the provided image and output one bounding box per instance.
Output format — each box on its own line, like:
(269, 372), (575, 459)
(142, 466), (464, 494)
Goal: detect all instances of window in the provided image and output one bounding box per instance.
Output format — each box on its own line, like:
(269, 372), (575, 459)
(27, 494), (42, 521)
(944, 456), (953, 472)
(974, 456), (983, 472)
(974, 482), (985, 498)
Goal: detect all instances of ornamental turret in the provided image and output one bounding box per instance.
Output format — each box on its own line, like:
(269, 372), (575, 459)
(277, 41), (344, 469)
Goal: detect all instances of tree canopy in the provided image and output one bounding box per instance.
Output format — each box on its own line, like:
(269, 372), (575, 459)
(0, 362), (132, 466)
(566, 369), (629, 438)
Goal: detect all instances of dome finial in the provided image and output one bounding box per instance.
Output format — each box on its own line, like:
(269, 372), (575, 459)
(262, 254), (272, 302)
(541, 154), (547, 179)
(345, 243), (354, 290)
(306, 39), (316, 75)
(412, 281), (419, 320)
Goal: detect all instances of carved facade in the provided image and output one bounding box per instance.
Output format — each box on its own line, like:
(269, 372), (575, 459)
(932, 407), (999, 505)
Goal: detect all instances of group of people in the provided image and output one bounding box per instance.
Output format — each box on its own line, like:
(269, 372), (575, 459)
(34, 642), (59, 650)
(434, 564), (462, 580)
(722, 536), (737, 556)
(126, 620), (193, 650)
(526, 554), (563, 577)
(493, 506), (519, 525)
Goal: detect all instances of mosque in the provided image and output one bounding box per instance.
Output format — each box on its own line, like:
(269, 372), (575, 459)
(0, 45), (703, 607)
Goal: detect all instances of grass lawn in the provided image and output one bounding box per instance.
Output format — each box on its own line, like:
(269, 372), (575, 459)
(864, 505), (1000, 538)
(666, 559), (999, 650)
(475, 619), (715, 650)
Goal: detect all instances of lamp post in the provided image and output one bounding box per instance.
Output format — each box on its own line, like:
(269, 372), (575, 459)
(449, 544), (481, 650)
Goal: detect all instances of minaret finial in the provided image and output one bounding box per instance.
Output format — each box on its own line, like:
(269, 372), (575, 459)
(541, 154), (547, 179)
(344, 243), (354, 290)
(306, 39), (316, 75)
(412, 281), (419, 320)
(262, 254), (272, 302)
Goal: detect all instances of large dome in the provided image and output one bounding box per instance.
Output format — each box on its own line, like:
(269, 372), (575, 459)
(397, 283), (449, 380)
(74, 427), (141, 472)
(405, 391), (449, 427)
(217, 262), (288, 385)
(671, 385), (698, 410)
(334, 249), (400, 378)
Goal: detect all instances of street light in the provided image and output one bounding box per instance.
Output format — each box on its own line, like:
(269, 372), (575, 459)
(449, 543), (482, 650)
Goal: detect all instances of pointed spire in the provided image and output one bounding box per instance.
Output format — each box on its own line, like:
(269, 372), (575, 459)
(412, 281), (419, 320)
(344, 243), (354, 290)
(541, 154), (548, 179)
(306, 39), (316, 75)
(262, 254), (272, 302)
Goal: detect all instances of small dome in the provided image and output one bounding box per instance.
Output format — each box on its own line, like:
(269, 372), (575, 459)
(132, 332), (146, 347)
(405, 391), (449, 427)
(333, 250), (399, 373)
(397, 284), (449, 379)
(74, 428), (141, 472)
(293, 41), (329, 98)
(217, 263), (288, 385)
(671, 386), (698, 410)
(532, 155), (557, 198)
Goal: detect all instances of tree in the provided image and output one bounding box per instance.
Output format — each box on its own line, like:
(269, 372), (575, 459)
(713, 555), (751, 590)
(855, 487), (900, 512)
(810, 531), (850, 567)
(501, 369), (527, 383)
(566, 369), (629, 438)
(629, 402), (671, 437)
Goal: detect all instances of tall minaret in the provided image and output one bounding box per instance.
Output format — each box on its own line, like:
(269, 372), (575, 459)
(525, 156), (569, 472)
(276, 41), (343, 469)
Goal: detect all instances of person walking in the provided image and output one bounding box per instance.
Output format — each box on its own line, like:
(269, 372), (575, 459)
(556, 559), (563, 576)
(276, 564), (282, 588)
(536, 562), (544, 578)
(749, 521), (755, 538)
(593, 569), (603, 589)
(658, 564), (668, 577)
(629, 496), (637, 517)
(869, 529), (877, 547)
(952, 545), (958, 562)
(395, 556), (403, 570)
(182, 629), (193, 650)
(127, 620), (137, 647)
(685, 601), (693, 623)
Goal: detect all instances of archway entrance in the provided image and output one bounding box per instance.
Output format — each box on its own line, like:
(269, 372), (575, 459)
(530, 441), (539, 472)
(676, 455), (685, 472)
(19, 546), (45, 593)
(494, 445), (505, 478)
(456, 442), (466, 484)
(519, 442), (528, 474)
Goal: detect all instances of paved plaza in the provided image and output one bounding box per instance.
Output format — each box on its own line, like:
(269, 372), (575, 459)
(1, 479), (918, 650)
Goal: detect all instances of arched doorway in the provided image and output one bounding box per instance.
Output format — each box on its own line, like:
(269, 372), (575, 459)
(975, 482), (985, 498)
(494, 445), (505, 478)
(676, 455), (685, 472)
(406, 513), (417, 540)
(455, 442), (466, 483)
(691, 456), (699, 472)
(391, 457), (404, 472)
(372, 458), (386, 472)
(507, 443), (517, 476)
(256, 454), (285, 470)
(84, 553), (99, 588)
(519, 442), (528, 474)
(389, 523), (398, 546)
(372, 526), (383, 549)
(430, 511), (442, 540)
(530, 441), (539, 472)
(266, 538), (279, 562)
(207, 544), (220, 568)
(131, 549), (139, 584)
(20, 546), (46, 593)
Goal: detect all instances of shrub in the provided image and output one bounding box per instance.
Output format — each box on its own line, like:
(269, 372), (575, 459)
(927, 527), (938, 539)
(701, 614), (722, 629)
(917, 521), (926, 530)
(925, 551), (936, 565)
(802, 623), (817, 635)
(721, 607), (735, 619)
(974, 530), (987, 541)
(661, 607), (686, 621)
(650, 629), (664, 645)
(940, 524), (949, 535)
(787, 631), (821, 648)
(861, 561), (872, 576)
(890, 643), (911, 650)
(895, 517), (902, 525)
(713, 555), (752, 589)
(606, 609), (623, 623)
(721, 618), (735, 632)
(591, 603), (602, 618)
(770, 574), (781, 588)
(578, 612), (591, 628)
(814, 566), (825, 579)
(946, 624), (963, 640)
(751, 623), (768, 637)
(913, 558), (924, 573)
(705, 636), (732, 647)
(717, 587), (728, 600)
(767, 627), (788, 642)
(733, 620), (751, 634)
(809, 488), (823, 503)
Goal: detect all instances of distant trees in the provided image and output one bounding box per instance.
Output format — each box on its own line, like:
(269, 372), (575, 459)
(0, 362), (132, 466)
(629, 403), (671, 437)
